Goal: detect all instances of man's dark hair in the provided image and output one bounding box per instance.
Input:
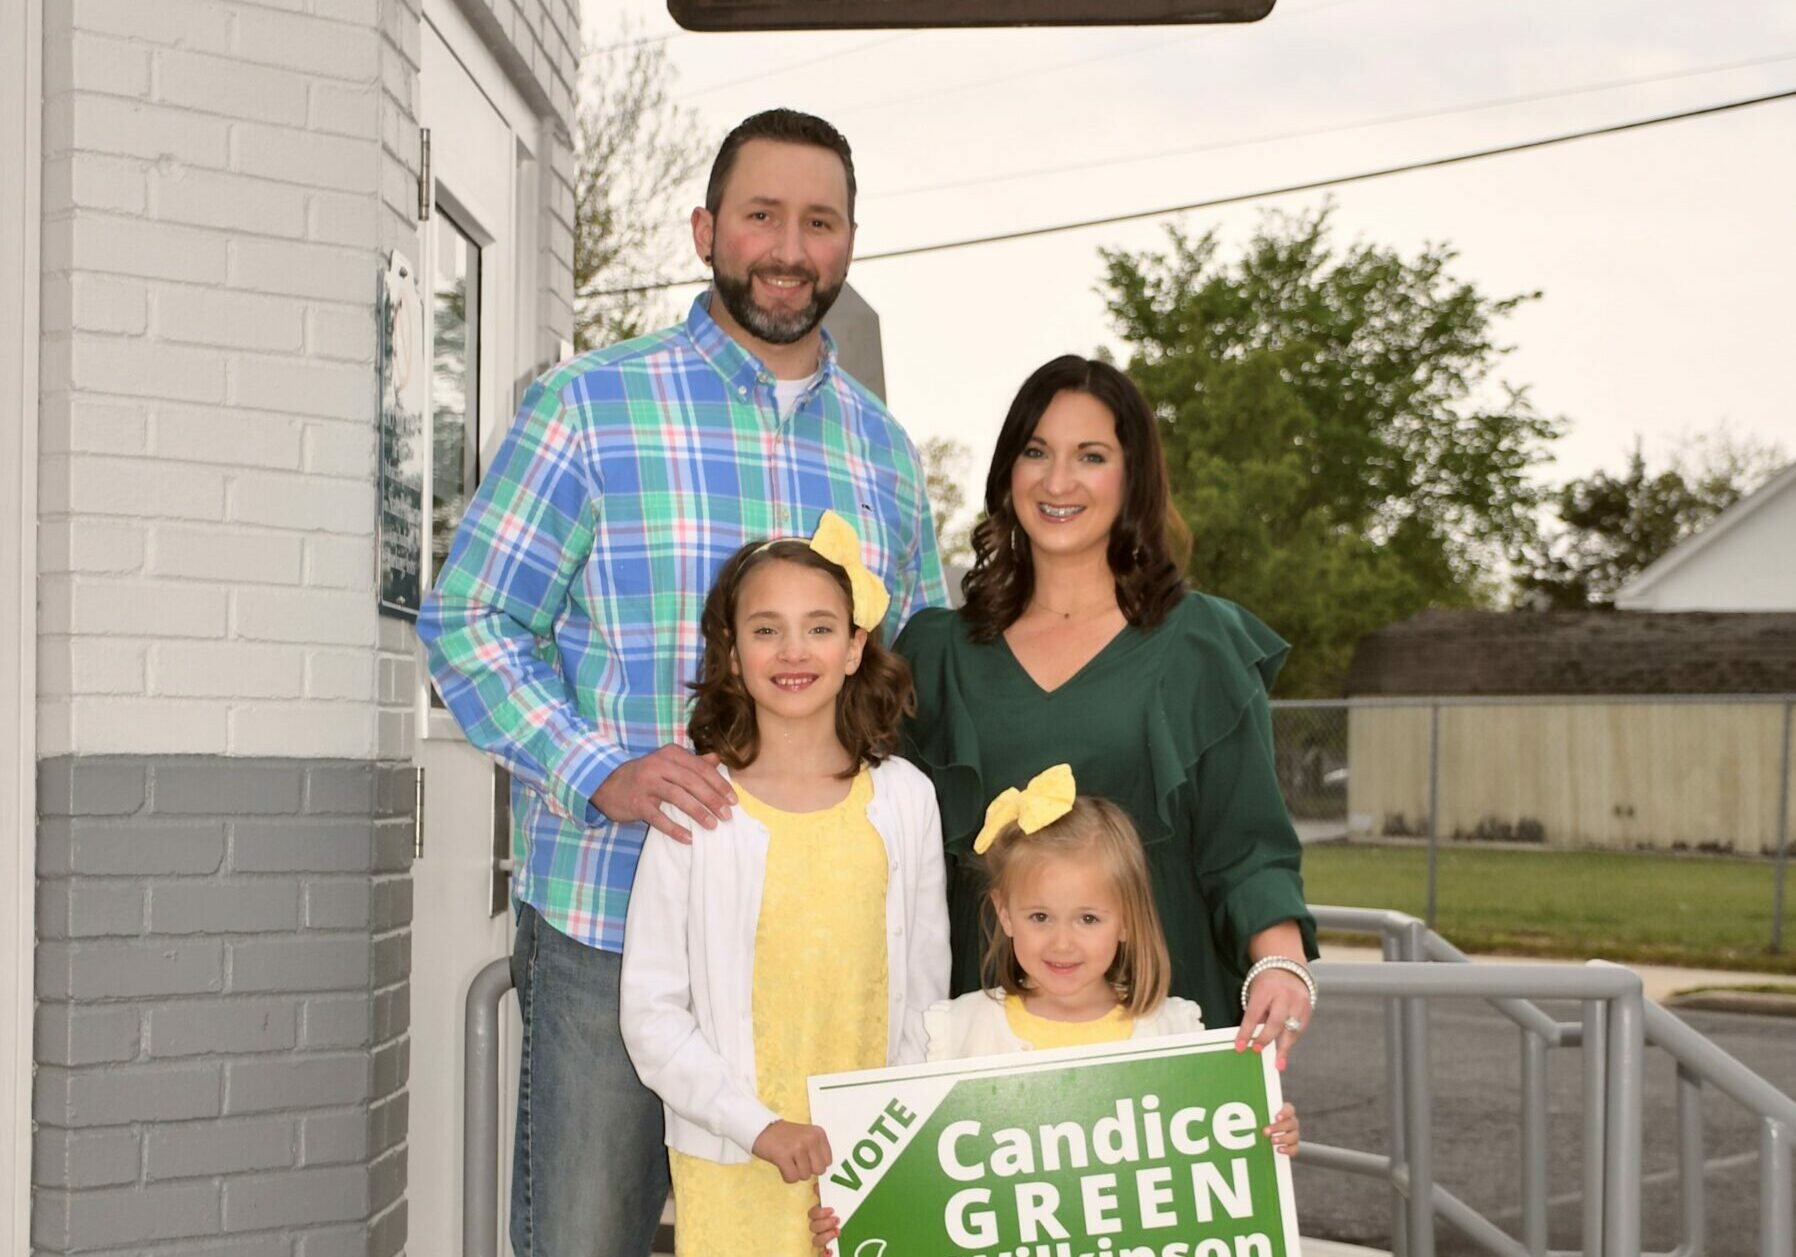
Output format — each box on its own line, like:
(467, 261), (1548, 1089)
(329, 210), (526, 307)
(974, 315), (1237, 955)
(704, 108), (857, 223)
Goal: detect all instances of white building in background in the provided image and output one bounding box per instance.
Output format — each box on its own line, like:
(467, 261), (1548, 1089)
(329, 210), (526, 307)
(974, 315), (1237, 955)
(1616, 460), (1796, 612)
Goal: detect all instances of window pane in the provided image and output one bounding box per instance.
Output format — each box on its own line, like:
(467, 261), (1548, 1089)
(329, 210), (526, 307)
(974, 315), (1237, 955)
(429, 212), (481, 710)
(431, 212), (481, 589)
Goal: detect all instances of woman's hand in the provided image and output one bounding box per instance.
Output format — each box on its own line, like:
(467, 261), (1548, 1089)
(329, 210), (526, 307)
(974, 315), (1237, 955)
(752, 1119), (832, 1184)
(1236, 967), (1312, 1071)
(1264, 1102), (1300, 1156)
(809, 1202), (842, 1252)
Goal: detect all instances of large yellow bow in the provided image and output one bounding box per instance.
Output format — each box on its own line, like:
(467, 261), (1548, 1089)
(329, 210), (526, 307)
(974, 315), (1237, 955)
(808, 510), (890, 632)
(973, 763), (1077, 855)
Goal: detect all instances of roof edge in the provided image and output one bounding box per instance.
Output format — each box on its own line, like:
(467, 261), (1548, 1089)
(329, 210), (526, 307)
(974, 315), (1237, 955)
(1615, 459), (1796, 606)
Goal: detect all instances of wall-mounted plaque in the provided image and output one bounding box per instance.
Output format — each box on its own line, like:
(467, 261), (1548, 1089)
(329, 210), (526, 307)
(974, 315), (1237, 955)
(378, 251), (427, 620)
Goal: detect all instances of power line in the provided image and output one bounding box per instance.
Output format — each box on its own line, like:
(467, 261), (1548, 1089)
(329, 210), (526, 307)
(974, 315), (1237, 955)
(585, 85), (1796, 297)
(856, 86), (1796, 262)
(646, 0), (1375, 124)
(678, 32), (915, 99)
(831, 0), (1378, 117)
(586, 31), (683, 56)
(872, 49), (1796, 200)
(832, 30), (1209, 116)
(618, 48), (1796, 245)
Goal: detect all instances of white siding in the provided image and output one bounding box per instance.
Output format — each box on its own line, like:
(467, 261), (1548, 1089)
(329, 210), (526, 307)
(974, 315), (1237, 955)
(1617, 467), (1796, 612)
(37, 0), (580, 760)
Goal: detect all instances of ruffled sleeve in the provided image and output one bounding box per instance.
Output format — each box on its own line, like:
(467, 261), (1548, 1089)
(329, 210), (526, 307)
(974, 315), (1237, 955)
(1139, 594), (1289, 841)
(894, 608), (988, 852)
(1141, 995), (1208, 1038)
(1152, 595), (1318, 972)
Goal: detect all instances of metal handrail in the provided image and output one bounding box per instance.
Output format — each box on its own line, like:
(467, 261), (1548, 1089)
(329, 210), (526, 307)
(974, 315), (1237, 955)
(1311, 905), (1796, 1257)
(1310, 960), (1647, 1257)
(461, 912), (1795, 1257)
(465, 957), (512, 1257)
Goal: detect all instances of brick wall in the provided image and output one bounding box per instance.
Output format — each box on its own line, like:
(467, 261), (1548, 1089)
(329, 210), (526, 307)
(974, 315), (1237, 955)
(38, 0), (392, 761)
(38, 0), (578, 760)
(34, 4), (410, 1243)
(33, 757), (415, 1254)
(32, 0), (581, 1249)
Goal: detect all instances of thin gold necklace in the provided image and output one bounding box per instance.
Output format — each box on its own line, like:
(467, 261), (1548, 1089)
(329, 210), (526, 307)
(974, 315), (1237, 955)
(1029, 592), (1117, 621)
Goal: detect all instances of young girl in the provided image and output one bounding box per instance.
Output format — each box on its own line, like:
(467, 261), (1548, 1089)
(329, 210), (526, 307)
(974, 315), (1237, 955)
(620, 510), (950, 1257)
(810, 763), (1299, 1250)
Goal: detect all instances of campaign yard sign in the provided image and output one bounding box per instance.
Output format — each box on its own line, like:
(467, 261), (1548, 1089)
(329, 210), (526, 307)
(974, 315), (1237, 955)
(808, 1028), (1300, 1257)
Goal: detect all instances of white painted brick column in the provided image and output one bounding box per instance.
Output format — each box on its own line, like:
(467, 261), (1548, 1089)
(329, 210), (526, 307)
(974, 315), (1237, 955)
(39, 0), (400, 763)
(31, 0), (582, 1251)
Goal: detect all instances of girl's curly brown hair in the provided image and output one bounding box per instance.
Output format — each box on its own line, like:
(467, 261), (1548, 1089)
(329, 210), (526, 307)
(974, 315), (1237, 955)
(687, 539), (915, 776)
(960, 354), (1190, 642)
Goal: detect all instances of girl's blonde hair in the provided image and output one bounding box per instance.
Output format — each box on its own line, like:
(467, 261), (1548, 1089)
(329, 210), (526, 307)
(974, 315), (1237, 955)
(978, 796), (1171, 1017)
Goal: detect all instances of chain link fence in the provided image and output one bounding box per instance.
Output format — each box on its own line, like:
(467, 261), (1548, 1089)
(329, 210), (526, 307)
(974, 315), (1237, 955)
(1271, 695), (1796, 956)
(1268, 701), (1351, 835)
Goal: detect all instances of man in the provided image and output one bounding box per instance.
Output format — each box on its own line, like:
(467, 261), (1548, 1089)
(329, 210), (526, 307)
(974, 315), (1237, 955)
(418, 109), (947, 1256)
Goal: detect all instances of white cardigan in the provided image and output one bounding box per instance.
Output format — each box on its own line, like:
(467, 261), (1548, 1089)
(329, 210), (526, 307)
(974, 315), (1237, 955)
(620, 758), (950, 1163)
(924, 989), (1207, 1062)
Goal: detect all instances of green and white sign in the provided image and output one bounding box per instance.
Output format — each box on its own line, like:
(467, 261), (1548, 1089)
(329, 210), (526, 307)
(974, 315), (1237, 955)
(808, 1028), (1300, 1257)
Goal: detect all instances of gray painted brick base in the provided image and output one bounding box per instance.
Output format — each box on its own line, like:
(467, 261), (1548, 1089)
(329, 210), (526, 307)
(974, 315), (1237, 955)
(35, 757), (414, 1256)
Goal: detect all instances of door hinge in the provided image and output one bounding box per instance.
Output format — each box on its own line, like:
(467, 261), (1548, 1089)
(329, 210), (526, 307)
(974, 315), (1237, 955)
(418, 127), (432, 222)
(412, 764), (426, 860)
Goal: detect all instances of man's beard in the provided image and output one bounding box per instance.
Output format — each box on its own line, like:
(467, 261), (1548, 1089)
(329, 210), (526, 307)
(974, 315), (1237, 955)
(711, 260), (844, 346)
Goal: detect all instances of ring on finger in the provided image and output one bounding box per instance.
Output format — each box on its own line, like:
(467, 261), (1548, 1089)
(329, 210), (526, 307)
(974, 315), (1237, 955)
(1282, 1015), (1305, 1033)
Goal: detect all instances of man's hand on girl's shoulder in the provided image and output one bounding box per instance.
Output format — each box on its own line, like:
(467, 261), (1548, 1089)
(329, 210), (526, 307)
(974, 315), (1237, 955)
(590, 745), (735, 843)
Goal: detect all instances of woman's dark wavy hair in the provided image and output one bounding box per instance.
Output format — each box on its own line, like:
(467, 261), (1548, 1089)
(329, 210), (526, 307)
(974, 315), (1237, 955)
(688, 539), (914, 776)
(960, 355), (1190, 641)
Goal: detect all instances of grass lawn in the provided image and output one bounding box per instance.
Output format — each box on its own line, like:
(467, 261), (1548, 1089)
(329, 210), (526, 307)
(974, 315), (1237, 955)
(1302, 842), (1796, 974)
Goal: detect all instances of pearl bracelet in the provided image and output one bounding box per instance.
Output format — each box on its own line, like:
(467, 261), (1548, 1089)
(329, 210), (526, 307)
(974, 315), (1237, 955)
(1240, 955), (1318, 1012)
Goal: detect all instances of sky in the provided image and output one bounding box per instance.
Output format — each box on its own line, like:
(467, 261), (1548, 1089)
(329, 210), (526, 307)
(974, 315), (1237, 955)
(579, 0), (1796, 500)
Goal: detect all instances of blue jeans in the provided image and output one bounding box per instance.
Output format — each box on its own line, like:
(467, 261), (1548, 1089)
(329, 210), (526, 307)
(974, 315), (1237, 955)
(510, 905), (669, 1257)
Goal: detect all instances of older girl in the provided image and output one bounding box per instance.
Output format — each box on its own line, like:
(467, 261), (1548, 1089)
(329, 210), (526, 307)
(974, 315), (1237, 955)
(621, 512), (949, 1256)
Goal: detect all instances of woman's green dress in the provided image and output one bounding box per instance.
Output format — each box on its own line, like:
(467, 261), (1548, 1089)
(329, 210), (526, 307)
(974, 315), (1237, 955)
(895, 591), (1318, 1025)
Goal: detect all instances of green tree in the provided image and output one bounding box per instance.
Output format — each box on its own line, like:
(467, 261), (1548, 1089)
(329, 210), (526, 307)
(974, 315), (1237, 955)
(1100, 206), (1562, 695)
(1518, 434), (1787, 609)
(573, 28), (711, 351)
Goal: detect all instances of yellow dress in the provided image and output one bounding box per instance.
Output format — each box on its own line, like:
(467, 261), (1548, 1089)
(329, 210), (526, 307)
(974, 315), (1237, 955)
(670, 769), (889, 1256)
(1004, 995), (1135, 1049)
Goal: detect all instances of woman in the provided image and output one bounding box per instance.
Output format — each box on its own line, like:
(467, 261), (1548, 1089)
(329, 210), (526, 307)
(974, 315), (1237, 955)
(896, 354), (1319, 1065)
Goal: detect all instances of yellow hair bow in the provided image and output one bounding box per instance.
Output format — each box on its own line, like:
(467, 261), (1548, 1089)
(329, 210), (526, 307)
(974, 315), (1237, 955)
(808, 509), (890, 632)
(973, 763), (1077, 855)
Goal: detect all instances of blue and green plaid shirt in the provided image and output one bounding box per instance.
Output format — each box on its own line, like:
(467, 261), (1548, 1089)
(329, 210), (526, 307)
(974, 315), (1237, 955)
(417, 294), (949, 951)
